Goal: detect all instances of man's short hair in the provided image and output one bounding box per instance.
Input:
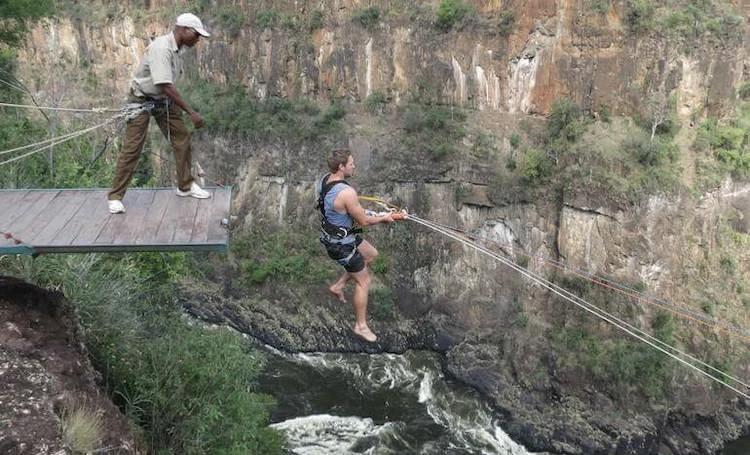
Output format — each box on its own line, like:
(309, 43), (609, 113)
(327, 149), (351, 173)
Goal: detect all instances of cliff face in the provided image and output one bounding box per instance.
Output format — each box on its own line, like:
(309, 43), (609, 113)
(13, 1), (750, 454)
(18, 0), (746, 116)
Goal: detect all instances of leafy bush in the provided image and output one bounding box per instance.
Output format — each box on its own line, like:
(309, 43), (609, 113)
(695, 118), (750, 177)
(370, 286), (396, 320)
(353, 6), (380, 29)
(217, 6), (246, 36)
(738, 81), (750, 100)
(185, 80), (345, 144)
(435, 0), (474, 31)
(1, 253), (284, 454)
(256, 9), (279, 28)
(309, 10), (325, 30)
(370, 254), (390, 274)
(625, 0), (654, 33)
(233, 229), (332, 287)
(498, 10), (515, 36)
(365, 90), (387, 114)
(400, 103), (466, 158)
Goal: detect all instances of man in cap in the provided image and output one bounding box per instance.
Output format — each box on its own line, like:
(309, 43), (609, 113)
(107, 13), (212, 214)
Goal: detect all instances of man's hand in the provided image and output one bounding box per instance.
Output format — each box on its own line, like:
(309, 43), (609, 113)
(391, 211), (406, 221)
(189, 111), (205, 129)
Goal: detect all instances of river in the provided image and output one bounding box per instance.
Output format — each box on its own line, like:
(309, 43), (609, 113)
(259, 348), (538, 455)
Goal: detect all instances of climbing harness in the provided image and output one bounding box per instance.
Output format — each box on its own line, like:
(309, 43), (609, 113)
(315, 175), (362, 241)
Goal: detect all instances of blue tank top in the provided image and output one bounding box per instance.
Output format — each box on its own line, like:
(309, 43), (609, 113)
(324, 183), (353, 229)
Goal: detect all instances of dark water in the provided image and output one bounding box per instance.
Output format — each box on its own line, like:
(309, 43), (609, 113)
(258, 349), (536, 455)
(722, 436), (750, 455)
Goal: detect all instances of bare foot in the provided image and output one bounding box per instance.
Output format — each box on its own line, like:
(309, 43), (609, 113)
(352, 325), (377, 342)
(328, 286), (346, 303)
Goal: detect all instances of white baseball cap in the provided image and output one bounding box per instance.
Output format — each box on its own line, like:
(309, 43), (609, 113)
(176, 13), (210, 37)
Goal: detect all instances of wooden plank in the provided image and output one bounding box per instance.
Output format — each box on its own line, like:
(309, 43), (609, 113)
(0, 190), (41, 231)
(205, 187), (232, 244)
(171, 196), (200, 243)
(189, 188), (215, 243)
(93, 190), (151, 246)
(5, 191), (60, 242)
(112, 189), (156, 245)
(65, 191), (113, 246)
(154, 193), (192, 244)
(0, 188), (231, 254)
(134, 189), (173, 244)
(0, 190), (30, 230)
(32, 191), (92, 245)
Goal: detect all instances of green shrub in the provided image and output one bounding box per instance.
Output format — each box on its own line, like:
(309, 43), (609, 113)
(233, 229), (331, 287)
(738, 81), (750, 100)
(509, 132), (521, 149)
(353, 6), (380, 29)
(519, 148), (553, 183)
(370, 254), (390, 274)
(2, 253), (285, 454)
(400, 103), (466, 158)
(626, 0), (654, 33)
(257, 9), (279, 28)
(217, 6), (246, 36)
(436, 0), (474, 31)
(309, 10), (325, 30)
(498, 10), (515, 36)
(720, 256), (736, 275)
(185, 80), (345, 144)
(588, 0), (609, 14)
(365, 90), (387, 114)
(370, 287), (396, 320)
(695, 118), (750, 176)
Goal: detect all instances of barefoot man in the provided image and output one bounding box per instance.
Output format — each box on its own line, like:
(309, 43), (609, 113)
(316, 149), (404, 342)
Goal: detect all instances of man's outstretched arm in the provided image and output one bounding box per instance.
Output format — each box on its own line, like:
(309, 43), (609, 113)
(159, 83), (204, 129)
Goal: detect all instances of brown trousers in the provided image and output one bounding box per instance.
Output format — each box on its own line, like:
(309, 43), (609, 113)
(108, 101), (194, 201)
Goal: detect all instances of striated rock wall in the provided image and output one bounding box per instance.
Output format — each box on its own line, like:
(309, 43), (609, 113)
(17, 0), (747, 119)
(11, 1), (750, 453)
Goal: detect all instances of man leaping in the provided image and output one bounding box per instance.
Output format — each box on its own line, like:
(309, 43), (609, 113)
(316, 149), (404, 342)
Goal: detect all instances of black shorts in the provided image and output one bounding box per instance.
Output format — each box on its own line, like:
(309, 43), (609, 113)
(321, 235), (365, 273)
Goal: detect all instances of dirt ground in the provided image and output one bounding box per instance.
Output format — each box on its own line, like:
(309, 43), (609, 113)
(0, 276), (140, 455)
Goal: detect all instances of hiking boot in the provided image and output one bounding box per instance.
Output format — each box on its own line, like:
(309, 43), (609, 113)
(108, 199), (126, 214)
(176, 182), (211, 199)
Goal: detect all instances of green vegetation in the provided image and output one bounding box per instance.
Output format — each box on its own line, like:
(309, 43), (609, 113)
(400, 103), (466, 158)
(217, 6), (246, 37)
(625, 0), (655, 33)
(739, 81), (750, 101)
(370, 254), (391, 274)
(435, 0), (475, 31)
(185, 80), (345, 144)
(257, 9), (279, 29)
(588, 0), (610, 14)
(353, 6), (380, 29)
(1, 253), (284, 454)
(555, 325), (674, 398)
(626, 0), (743, 43)
(232, 229), (333, 287)
(365, 90), (387, 114)
(497, 10), (515, 36)
(370, 286), (397, 320)
(309, 10), (325, 30)
(0, 0), (53, 46)
(694, 116), (750, 180)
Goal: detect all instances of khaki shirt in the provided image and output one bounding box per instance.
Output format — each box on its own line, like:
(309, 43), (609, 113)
(130, 32), (183, 99)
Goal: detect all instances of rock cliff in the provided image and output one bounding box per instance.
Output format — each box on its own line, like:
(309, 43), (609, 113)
(10, 0), (750, 453)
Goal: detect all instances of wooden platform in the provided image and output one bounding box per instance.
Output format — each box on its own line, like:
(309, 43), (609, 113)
(0, 187), (231, 255)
